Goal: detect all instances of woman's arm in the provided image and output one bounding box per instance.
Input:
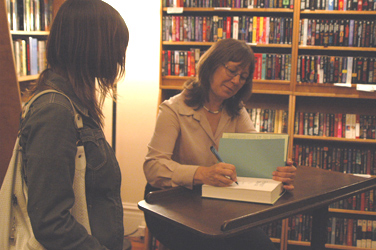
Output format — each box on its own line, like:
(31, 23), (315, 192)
(144, 103), (199, 189)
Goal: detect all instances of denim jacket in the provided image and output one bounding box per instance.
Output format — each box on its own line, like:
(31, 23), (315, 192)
(19, 70), (124, 250)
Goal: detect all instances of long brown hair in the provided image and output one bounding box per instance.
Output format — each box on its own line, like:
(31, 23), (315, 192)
(184, 39), (255, 118)
(33, 0), (129, 127)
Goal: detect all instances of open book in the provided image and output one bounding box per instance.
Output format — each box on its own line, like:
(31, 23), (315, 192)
(202, 133), (289, 204)
(219, 133), (289, 178)
(202, 177), (284, 204)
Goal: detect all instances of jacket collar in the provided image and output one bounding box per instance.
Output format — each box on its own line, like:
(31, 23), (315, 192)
(44, 70), (89, 118)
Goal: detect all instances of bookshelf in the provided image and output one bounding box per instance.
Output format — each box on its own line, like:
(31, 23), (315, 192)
(159, 1), (376, 250)
(0, 0), (65, 185)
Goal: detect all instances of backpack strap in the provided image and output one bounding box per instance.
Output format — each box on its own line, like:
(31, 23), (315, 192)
(22, 90), (83, 129)
(21, 89), (91, 234)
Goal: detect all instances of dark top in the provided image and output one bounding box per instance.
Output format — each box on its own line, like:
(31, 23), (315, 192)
(19, 70), (124, 250)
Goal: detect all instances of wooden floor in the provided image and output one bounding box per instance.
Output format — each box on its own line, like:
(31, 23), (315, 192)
(127, 236), (145, 250)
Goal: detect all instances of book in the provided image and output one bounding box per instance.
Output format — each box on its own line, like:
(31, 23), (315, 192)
(29, 37), (38, 75)
(219, 132), (288, 178)
(202, 176), (284, 204)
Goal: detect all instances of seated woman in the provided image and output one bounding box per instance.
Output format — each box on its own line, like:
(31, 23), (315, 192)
(143, 38), (296, 250)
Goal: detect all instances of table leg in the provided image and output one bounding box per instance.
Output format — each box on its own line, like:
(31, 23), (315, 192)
(310, 206), (328, 250)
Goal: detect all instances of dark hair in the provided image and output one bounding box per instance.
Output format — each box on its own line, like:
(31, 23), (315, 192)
(184, 39), (255, 118)
(33, 0), (129, 127)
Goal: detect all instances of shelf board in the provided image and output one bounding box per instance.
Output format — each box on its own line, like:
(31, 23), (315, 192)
(18, 75), (39, 82)
(160, 76), (293, 94)
(294, 84), (376, 99)
(11, 30), (49, 36)
(252, 80), (292, 95)
(163, 41), (292, 48)
(299, 46), (376, 52)
(270, 238), (281, 243)
(287, 240), (375, 249)
(329, 208), (376, 216)
(293, 135), (376, 144)
(324, 244), (369, 249)
(301, 10), (376, 15)
(163, 7), (293, 13)
(288, 240), (371, 249)
(287, 240), (310, 246)
(161, 77), (376, 98)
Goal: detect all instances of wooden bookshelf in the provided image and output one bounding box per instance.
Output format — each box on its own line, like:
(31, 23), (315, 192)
(0, 0), (65, 185)
(0, 0), (21, 185)
(159, 1), (376, 250)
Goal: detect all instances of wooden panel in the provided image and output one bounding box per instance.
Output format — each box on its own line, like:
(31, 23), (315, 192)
(0, 0), (22, 185)
(53, 0), (65, 21)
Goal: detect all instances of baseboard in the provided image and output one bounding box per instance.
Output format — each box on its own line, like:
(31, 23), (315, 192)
(123, 202), (146, 236)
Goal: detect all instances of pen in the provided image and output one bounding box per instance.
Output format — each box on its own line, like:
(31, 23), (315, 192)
(210, 146), (238, 185)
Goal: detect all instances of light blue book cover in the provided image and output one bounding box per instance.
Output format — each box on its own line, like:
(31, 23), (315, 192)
(328, 0), (334, 10)
(218, 138), (286, 179)
(29, 37), (38, 75)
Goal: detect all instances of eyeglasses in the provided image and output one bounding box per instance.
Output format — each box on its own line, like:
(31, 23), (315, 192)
(222, 64), (249, 84)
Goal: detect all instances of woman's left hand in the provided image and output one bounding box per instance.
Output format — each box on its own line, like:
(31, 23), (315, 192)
(272, 159), (296, 191)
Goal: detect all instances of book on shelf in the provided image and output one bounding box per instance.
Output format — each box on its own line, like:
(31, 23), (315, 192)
(6, 0), (53, 31)
(163, 14), (295, 45)
(294, 142), (376, 175)
(202, 177), (284, 204)
(29, 37), (38, 75)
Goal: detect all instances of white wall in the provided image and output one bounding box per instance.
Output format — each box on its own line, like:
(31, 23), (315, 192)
(103, 0), (161, 234)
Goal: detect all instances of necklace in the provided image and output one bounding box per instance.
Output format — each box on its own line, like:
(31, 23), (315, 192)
(203, 105), (222, 114)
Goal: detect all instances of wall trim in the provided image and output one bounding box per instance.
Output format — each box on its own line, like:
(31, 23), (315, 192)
(123, 202), (146, 236)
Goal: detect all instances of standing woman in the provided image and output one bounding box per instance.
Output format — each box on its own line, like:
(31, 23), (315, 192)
(144, 38), (296, 250)
(19, 0), (129, 249)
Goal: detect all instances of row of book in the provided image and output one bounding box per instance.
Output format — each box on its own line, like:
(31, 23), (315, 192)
(261, 220), (283, 239)
(301, 0), (376, 10)
(13, 37), (47, 77)
(161, 49), (203, 76)
(288, 215), (376, 248)
(287, 214), (312, 242)
(330, 189), (376, 211)
(254, 53), (292, 80)
(297, 56), (376, 84)
(162, 15), (293, 45)
(294, 112), (376, 139)
(293, 144), (376, 175)
(299, 19), (376, 48)
(161, 49), (292, 80)
(163, 0), (294, 8)
(6, 0), (53, 31)
(327, 218), (376, 248)
(247, 108), (288, 133)
(162, 51), (376, 84)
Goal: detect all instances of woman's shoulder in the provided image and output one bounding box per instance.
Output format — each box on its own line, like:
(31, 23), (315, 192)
(28, 92), (76, 116)
(161, 92), (185, 109)
(22, 92), (78, 131)
(160, 91), (197, 117)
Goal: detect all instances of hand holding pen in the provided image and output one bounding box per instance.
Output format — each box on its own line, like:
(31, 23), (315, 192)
(210, 146), (238, 185)
(193, 147), (239, 187)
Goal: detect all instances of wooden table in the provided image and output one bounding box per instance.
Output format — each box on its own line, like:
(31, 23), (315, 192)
(138, 166), (376, 249)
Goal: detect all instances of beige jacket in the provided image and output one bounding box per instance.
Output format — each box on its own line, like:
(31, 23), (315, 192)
(144, 92), (256, 189)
